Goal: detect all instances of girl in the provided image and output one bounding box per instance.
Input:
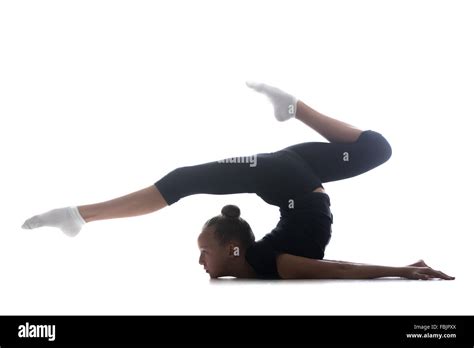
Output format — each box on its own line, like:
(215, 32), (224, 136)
(22, 82), (454, 281)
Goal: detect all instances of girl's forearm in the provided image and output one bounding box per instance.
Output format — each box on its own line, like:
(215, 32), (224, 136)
(339, 263), (404, 279)
(324, 259), (370, 266)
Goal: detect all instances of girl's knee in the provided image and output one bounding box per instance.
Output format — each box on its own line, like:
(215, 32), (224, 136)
(374, 132), (392, 164)
(359, 130), (392, 165)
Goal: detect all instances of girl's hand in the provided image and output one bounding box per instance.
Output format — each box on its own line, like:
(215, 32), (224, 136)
(402, 264), (455, 280)
(407, 259), (430, 268)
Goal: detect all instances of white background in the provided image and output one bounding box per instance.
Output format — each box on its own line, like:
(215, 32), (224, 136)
(1, 0), (472, 315)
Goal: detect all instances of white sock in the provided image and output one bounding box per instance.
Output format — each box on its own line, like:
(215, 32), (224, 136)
(246, 81), (298, 122)
(21, 206), (86, 237)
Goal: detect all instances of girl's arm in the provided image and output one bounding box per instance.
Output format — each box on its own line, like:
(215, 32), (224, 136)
(325, 258), (435, 268)
(276, 254), (455, 280)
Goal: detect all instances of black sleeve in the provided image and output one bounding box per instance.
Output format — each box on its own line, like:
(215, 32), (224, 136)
(245, 239), (282, 279)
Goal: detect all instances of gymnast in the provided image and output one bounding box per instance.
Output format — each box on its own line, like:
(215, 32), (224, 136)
(21, 82), (455, 281)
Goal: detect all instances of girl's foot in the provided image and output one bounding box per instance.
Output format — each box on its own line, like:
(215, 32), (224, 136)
(21, 206), (86, 237)
(246, 81), (298, 122)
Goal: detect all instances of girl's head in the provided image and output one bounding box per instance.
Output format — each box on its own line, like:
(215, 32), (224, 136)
(197, 204), (255, 278)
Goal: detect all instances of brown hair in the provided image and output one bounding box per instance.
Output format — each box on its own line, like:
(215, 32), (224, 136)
(203, 204), (255, 248)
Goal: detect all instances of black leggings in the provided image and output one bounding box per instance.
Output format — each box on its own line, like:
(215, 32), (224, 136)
(154, 130), (392, 207)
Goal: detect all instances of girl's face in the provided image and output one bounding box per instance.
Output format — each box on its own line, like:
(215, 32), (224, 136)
(197, 226), (231, 279)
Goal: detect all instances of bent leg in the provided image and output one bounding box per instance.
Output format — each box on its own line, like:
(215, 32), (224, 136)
(295, 100), (363, 143)
(290, 98), (392, 182)
(283, 130), (392, 183)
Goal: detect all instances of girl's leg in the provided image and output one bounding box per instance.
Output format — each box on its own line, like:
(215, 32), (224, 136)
(22, 156), (261, 235)
(295, 100), (363, 143)
(285, 101), (392, 183)
(245, 80), (362, 142)
(246, 81), (390, 184)
(78, 185), (168, 223)
(82, 153), (259, 221)
(21, 185), (169, 236)
(153, 157), (260, 206)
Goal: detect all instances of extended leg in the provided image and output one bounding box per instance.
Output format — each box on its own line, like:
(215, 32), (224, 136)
(22, 155), (261, 236)
(21, 185), (169, 236)
(78, 185), (168, 223)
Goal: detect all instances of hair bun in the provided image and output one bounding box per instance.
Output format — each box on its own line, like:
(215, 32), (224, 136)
(221, 204), (240, 219)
